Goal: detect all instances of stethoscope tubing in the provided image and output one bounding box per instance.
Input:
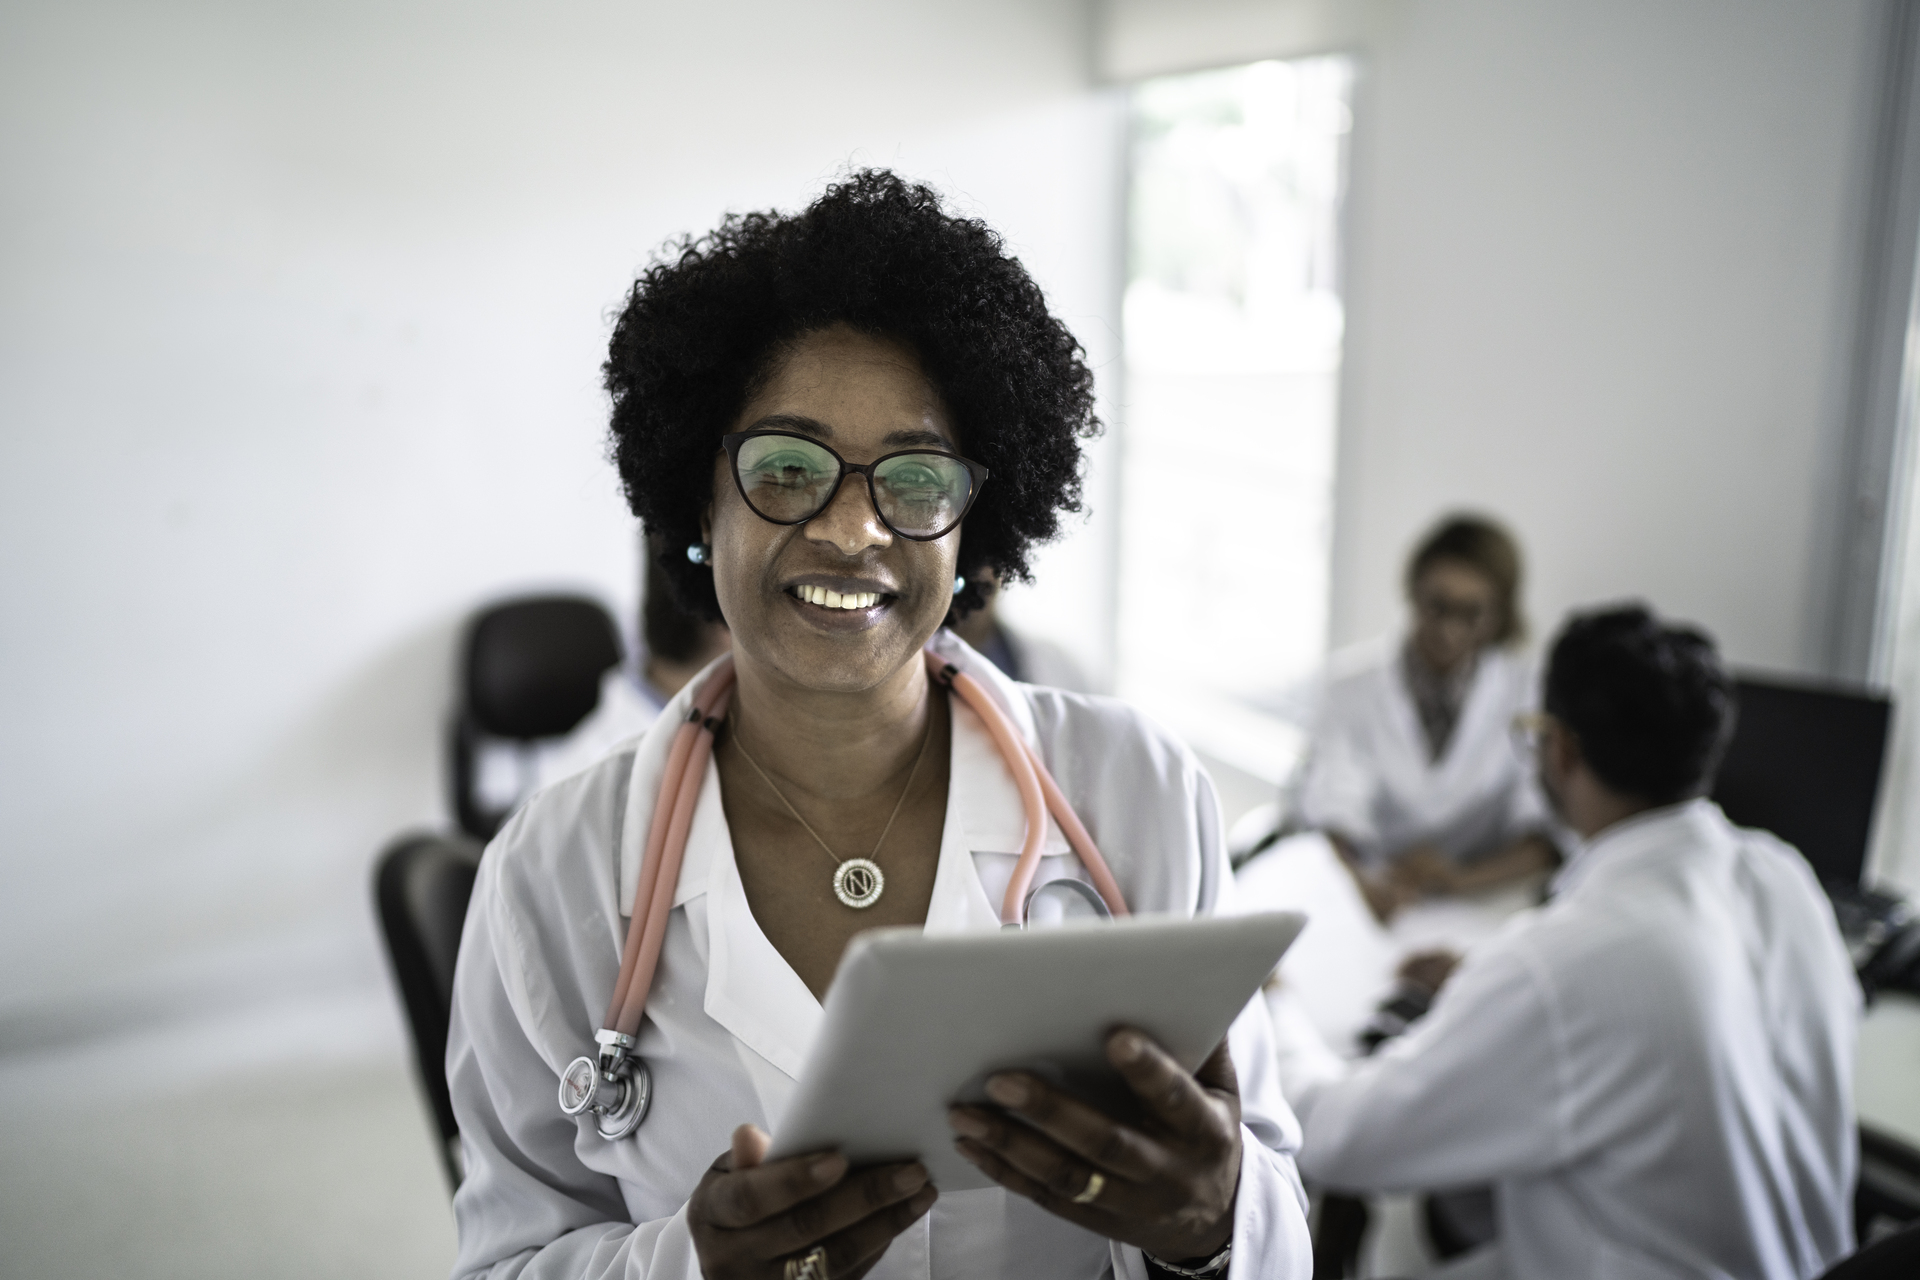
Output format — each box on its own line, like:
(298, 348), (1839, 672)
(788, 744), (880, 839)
(607, 664), (735, 1040)
(935, 652), (1129, 925)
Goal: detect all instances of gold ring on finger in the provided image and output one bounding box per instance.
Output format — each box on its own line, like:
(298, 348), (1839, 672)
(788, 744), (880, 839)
(784, 1244), (829, 1280)
(1070, 1169), (1106, 1206)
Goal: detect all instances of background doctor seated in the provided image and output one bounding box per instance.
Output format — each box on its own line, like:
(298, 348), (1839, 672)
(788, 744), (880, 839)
(1270, 604), (1860, 1280)
(1294, 515), (1559, 924)
(447, 172), (1312, 1280)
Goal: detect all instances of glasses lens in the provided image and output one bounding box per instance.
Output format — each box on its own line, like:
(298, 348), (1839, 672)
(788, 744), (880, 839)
(734, 435), (842, 523)
(872, 452), (972, 537)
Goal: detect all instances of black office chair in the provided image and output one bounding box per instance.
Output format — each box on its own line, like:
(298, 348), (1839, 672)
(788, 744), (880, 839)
(1857, 1122), (1920, 1238)
(451, 594), (623, 840)
(374, 830), (485, 1191)
(1819, 1219), (1920, 1280)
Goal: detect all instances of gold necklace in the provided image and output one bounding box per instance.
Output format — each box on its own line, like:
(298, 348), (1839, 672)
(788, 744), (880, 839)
(729, 712), (935, 909)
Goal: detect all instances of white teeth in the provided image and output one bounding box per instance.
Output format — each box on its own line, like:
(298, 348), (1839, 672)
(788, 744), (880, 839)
(795, 585), (883, 610)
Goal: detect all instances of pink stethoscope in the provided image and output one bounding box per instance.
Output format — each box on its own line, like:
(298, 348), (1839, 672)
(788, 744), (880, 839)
(559, 644), (1132, 1138)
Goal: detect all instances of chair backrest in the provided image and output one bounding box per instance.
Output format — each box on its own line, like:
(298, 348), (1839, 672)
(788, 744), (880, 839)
(374, 831), (484, 1191)
(451, 594), (622, 839)
(1710, 675), (1893, 889)
(1856, 1122), (1920, 1240)
(1816, 1220), (1920, 1280)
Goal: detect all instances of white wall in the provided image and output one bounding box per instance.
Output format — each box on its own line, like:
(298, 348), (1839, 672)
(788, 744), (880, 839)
(1325, 0), (1917, 893)
(1103, 0), (1883, 670)
(1327, 0), (1881, 672)
(0, 0), (1124, 1032)
(6, 0), (1910, 1038)
(1099, 0), (1910, 883)
(1873, 435), (1920, 891)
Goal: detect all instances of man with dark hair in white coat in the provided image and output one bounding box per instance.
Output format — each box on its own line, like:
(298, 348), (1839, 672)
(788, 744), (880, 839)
(1273, 605), (1859, 1279)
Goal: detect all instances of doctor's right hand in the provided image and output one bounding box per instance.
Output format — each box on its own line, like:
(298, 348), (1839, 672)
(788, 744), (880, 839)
(689, 1124), (938, 1279)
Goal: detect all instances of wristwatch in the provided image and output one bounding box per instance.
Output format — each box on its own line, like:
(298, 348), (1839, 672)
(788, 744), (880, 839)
(1145, 1241), (1232, 1278)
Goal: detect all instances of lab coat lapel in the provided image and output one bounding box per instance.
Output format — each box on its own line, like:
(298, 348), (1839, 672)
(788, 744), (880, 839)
(923, 630), (1071, 931)
(702, 776), (823, 1082)
(613, 657), (822, 1086)
(1380, 643), (1433, 776)
(927, 627), (1041, 745)
(1435, 649), (1505, 782)
(925, 698), (1017, 935)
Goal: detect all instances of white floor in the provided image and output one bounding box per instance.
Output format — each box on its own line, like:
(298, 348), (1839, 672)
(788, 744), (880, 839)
(0, 987), (457, 1280)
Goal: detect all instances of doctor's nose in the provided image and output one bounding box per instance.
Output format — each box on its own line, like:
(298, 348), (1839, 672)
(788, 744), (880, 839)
(804, 476), (893, 557)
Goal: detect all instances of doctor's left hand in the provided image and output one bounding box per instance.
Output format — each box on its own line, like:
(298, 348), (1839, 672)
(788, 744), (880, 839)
(947, 1029), (1240, 1265)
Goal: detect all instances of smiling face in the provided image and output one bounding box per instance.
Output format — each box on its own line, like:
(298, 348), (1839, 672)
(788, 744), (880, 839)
(703, 325), (964, 695)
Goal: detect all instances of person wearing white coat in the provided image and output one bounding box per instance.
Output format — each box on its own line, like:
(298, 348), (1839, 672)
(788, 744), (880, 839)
(446, 173), (1312, 1280)
(1293, 516), (1557, 921)
(1272, 606), (1860, 1279)
(449, 632), (1312, 1279)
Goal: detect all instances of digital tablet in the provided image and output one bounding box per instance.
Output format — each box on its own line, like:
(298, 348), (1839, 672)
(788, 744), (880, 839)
(767, 910), (1305, 1190)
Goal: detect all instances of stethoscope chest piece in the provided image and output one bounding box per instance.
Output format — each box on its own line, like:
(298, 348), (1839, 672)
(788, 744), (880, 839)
(560, 1051), (652, 1140)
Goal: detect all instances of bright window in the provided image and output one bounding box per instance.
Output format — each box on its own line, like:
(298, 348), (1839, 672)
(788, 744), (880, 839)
(1117, 56), (1355, 788)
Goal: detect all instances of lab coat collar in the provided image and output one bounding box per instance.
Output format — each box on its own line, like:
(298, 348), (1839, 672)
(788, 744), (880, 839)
(1549, 796), (1722, 899)
(618, 635), (1048, 910)
(925, 626), (1041, 744)
(617, 636), (1042, 1080)
(701, 773), (821, 1078)
(1386, 634), (1519, 776)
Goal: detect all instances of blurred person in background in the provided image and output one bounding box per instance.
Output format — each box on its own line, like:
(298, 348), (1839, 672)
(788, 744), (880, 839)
(947, 570), (1093, 693)
(1271, 605), (1860, 1280)
(1294, 514), (1557, 922)
(530, 539), (732, 790)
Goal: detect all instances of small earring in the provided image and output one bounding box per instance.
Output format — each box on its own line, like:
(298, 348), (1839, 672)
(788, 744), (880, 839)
(953, 576), (966, 596)
(687, 543), (712, 566)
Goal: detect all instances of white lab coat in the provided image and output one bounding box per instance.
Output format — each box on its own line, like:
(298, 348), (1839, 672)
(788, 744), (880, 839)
(445, 631), (1313, 1280)
(1272, 800), (1861, 1280)
(1293, 638), (1548, 867)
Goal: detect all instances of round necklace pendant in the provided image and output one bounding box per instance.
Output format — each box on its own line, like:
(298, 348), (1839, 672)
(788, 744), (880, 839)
(833, 858), (885, 909)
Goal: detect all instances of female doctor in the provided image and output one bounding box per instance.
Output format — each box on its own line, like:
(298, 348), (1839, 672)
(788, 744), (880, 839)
(445, 172), (1311, 1280)
(1293, 515), (1557, 922)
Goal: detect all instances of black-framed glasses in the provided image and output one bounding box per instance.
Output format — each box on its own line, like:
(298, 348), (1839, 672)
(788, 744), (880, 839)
(721, 429), (989, 541)
(1414, 589), (1491, 629)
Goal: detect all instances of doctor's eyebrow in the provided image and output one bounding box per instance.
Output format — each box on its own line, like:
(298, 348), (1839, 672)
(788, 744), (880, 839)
(743, 413), (956, 450)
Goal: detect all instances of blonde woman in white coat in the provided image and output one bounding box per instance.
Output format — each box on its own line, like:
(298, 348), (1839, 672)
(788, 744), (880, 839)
(1295, 516), (1558, 923)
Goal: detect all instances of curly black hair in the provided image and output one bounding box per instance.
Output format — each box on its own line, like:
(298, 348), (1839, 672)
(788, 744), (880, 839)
(1543, 604), (1737, 804)
(603, 169), (1100, 622)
